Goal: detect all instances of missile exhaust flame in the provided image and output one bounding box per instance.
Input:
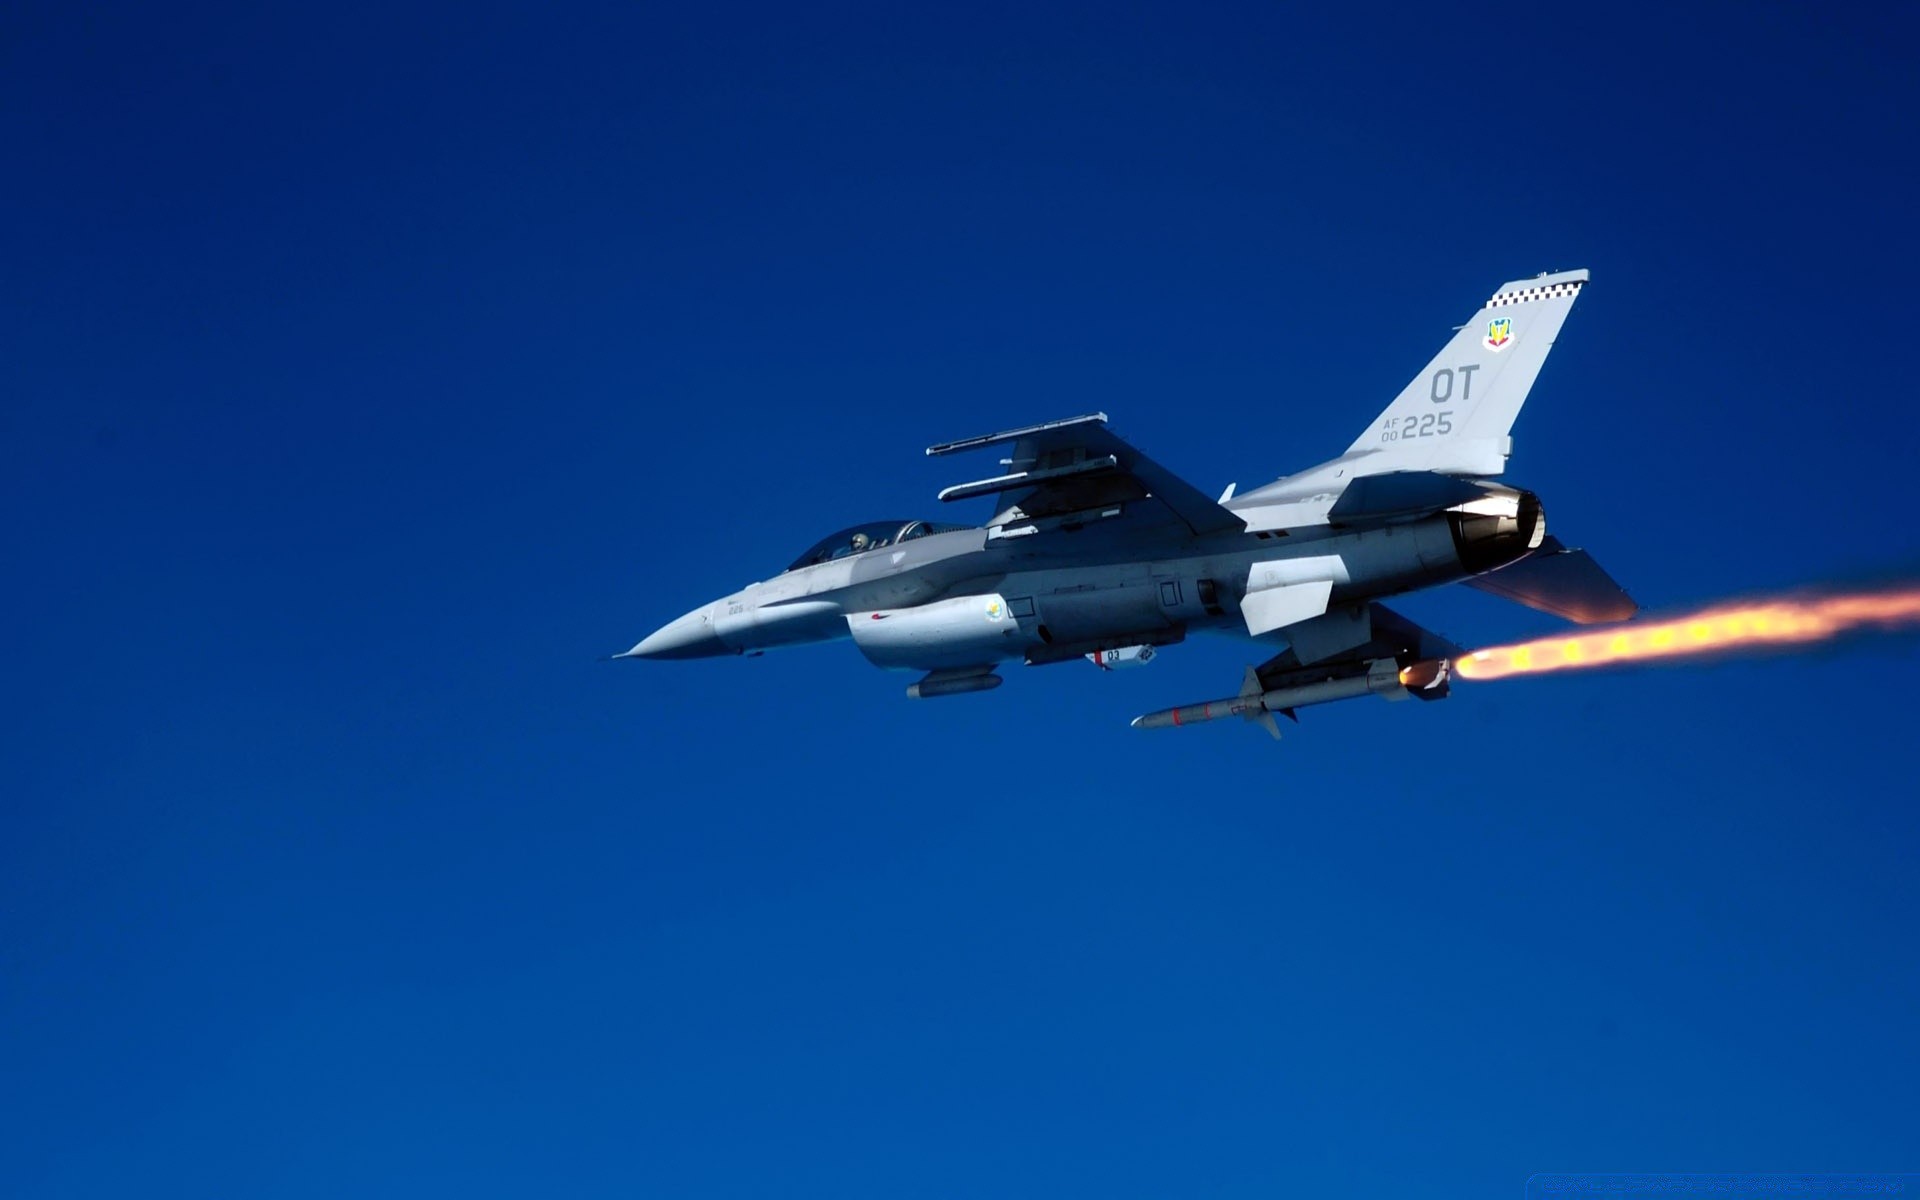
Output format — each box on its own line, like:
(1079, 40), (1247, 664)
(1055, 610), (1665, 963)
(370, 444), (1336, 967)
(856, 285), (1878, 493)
(1454, 585), (1920, 682)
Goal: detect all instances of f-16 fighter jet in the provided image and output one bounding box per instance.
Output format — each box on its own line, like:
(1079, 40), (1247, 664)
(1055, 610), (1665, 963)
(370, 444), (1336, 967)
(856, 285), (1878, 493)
(621, 269), (1635, 737)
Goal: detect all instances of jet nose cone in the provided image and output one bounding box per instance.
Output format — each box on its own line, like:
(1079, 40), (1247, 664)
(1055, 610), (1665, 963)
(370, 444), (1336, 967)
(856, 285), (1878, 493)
(625, 607), (729, 660)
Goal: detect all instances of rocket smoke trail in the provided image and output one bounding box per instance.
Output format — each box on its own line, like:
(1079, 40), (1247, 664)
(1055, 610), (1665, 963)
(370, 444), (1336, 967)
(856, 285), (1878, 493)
(1453, 585), (1920, 682)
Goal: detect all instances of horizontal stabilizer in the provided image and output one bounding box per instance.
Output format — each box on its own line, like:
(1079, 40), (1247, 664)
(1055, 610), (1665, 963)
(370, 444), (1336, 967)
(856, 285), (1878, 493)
(1463, 538), (1637, 624)
(1328, 471), (1493, 521)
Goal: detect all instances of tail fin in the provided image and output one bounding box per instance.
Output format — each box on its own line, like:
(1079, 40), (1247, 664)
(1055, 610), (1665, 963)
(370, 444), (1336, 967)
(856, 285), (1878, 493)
(1347, 269), (1587, 478)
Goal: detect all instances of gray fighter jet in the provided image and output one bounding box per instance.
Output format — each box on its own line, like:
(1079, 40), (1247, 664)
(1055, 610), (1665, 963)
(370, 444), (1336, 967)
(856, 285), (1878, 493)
(621, 269), (1635, 736)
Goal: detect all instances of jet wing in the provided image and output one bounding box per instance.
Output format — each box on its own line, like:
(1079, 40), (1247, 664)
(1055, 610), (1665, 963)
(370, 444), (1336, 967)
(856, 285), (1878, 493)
(926, 413), (1246, 539)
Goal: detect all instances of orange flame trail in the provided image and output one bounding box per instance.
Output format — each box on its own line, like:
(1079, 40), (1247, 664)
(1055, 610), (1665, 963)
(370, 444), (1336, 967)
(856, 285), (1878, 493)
(1453, 586), (1920, 682)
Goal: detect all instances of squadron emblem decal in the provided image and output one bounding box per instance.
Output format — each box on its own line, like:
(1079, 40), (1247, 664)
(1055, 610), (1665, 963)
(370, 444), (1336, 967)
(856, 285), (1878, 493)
(1484, 316), (1513, 352)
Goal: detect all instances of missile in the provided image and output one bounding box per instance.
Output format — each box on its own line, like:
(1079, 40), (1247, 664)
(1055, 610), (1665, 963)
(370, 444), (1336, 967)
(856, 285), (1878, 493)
(1132, 658), (1449, 738)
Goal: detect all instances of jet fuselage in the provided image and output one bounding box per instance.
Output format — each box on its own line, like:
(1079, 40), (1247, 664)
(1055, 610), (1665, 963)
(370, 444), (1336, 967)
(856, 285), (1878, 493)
(633, 500), (1540, 666)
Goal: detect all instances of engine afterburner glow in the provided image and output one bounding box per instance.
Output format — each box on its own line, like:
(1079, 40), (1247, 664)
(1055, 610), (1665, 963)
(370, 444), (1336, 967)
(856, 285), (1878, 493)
(1454, 586), (1920, 682)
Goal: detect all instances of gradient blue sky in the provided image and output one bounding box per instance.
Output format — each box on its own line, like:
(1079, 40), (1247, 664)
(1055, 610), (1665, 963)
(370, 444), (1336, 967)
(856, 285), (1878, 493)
(6, 4), (1918, 1197)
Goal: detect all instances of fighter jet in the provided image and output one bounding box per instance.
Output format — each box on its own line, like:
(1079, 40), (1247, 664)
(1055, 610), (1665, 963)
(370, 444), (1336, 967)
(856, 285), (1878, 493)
(620, 268), (1635, 737)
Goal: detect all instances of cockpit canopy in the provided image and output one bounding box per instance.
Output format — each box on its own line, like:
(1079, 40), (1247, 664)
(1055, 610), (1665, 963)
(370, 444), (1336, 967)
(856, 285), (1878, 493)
(784, 519), (969, 572)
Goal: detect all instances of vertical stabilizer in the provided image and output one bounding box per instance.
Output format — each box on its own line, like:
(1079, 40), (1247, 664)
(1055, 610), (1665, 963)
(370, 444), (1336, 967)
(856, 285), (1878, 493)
(1346, 269), (1587, 478)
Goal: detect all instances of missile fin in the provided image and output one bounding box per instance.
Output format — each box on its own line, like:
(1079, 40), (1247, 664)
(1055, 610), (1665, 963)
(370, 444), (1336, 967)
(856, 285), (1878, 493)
(1240, 667), (1264, 698)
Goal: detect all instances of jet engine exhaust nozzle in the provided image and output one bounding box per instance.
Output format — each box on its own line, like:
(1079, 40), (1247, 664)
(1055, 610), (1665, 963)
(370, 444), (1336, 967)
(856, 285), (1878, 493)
(1452, 491), (1547, 575)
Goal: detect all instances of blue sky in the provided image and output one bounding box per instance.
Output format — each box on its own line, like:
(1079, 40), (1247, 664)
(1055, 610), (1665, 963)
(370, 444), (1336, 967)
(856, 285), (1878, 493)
(5, 4), (1918, 1196)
